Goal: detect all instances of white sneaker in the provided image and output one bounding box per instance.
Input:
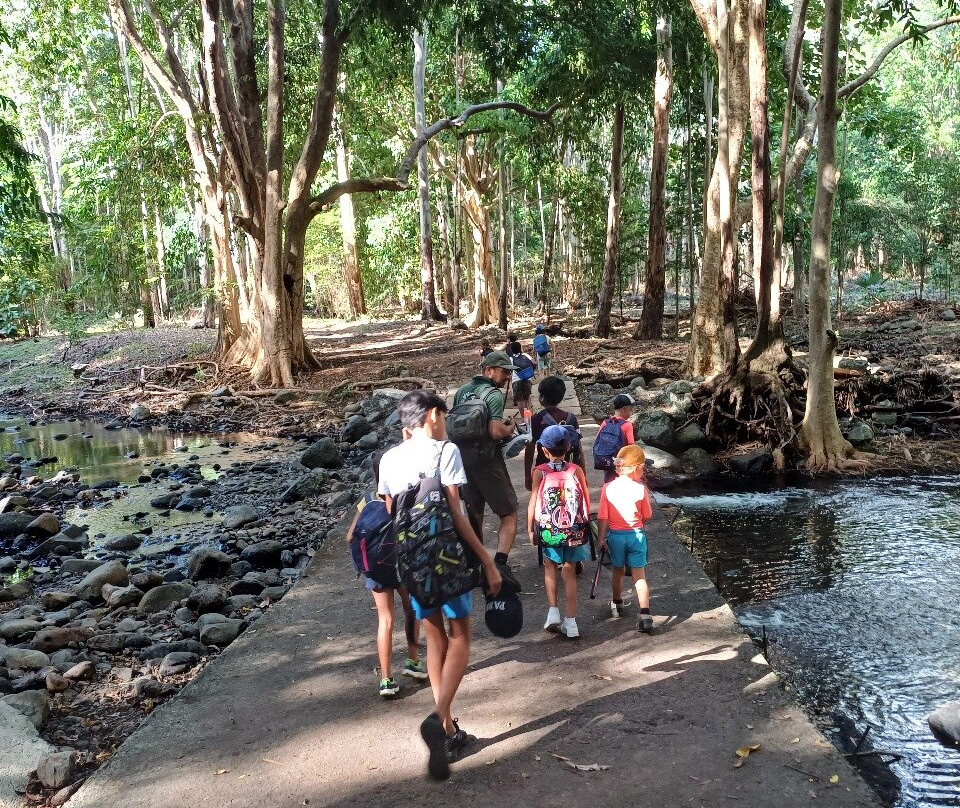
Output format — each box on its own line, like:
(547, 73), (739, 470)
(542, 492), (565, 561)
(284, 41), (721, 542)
(609, 601), (621, 619)
(544, 607), (562, 632)
(561, 617), (580, 639)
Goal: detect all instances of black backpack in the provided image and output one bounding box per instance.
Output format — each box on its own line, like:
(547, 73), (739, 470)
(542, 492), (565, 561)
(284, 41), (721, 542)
(349, 498), (396, 587)
(393, 443), (478, 608)
(446, 384), (501, 450)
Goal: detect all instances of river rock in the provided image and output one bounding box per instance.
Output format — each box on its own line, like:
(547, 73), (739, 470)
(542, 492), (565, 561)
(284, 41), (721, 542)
(341, 414), (372, 444)
(149, 492), (180, 509)
(845, 419), (875, 445)
(86, 633), (129, 653)
(31, 627), (92, 653)
(59, 558), (102, 575)
(103, 584), (144, 608)
(240, 540), (283, 568)
(681, 448), (724, 476)
(128, 676), (169, 699)
(44, 671), (69, 693)
(199, 618), (243, 647)
(103, 533), (143, 551)
(675, 423), (708, 450)
(942, 308), (957, 321)
(0, 555), (14, 571)
(139, 639), (205, 660)
(63, 661), (95, 681)
(138, 582), (194, 613)
(30, 535), (87, 558)
(40, 592), (75, 613)
(130, 404), (151, 421)
(280, 470), (328, 504)
(928, 700), (960, 748)
(635, 411), (675, 451)
(0, 512), (35, 538)
(0, 579), (31, 602)
(222, 504), (259, 529)
(261, 585), (289, 602)
(728, 449), (774, 476)
(187, 547), (233, 581)
(186, 583), (230, 614)
(274, 390), (296, 405)
(158, 652), (200, 677)
(0, 699), (54, 800)
(225, 594), (260, 613)
(130, 571), (164, 591)
(0, 618), (42, 641)
(2, 690), (50, 728)
(209, 385), (232, 397)
(354, 433), (379, 451)
(26, 513), (60, 536)
(3, 648), (50, 670)
(37, 750), (75, 790)
(300, 438), (343, 470)
(871, 410), (898, 426)
(76, 560), (128, 601)
(838, 357), (869, 372)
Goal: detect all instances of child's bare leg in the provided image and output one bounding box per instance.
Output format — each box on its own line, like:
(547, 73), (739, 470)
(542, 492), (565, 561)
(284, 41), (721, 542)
(611, 566), (625, 603)
(421, 612), (449, 707)
(561, 561), (578, 617)
(425, 614), (471, 736)
(544, 559), (559, 607)
(372, 588), (395, 679)
(632, 567), (650, 610)
(399, 588), (421, 662)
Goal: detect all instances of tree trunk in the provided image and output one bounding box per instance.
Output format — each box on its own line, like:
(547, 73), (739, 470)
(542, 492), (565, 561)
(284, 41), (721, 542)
(685, 48), (698, 317)
(798, 0), (856, 471)
(540, 193), (558, 314)
(742, 0), (787, 368)
(637, 18), (673, 340)
(436, 179), (456, 315)
(413, 25), (442, 322)
(792, 104), (807, 317)
(334, 92), (364, 317)
(595, 102), (625, 338)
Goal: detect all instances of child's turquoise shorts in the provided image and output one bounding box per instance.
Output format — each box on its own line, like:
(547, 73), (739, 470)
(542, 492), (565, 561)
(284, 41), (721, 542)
(542, 544), (591, 565)
(606, 528), (647, 569)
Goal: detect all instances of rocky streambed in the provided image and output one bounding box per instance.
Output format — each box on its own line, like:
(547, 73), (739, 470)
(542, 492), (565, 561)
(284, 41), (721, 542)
(0, 389), (406, 807)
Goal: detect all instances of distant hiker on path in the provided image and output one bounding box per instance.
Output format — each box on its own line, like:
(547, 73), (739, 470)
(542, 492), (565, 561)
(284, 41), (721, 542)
(596, 444), (654, 632)
(533, 324), (553, 377)
(376, 390), (502, 780)
(449, 351), (521, 567)
(505, 340), (536, 423)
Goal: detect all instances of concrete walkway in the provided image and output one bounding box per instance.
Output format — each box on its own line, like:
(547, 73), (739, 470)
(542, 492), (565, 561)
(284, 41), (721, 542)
(67, 379), (880, 808)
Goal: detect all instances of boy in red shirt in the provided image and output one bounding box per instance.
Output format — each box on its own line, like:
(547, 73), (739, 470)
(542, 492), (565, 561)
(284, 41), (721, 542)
(596, 444), (655, 632)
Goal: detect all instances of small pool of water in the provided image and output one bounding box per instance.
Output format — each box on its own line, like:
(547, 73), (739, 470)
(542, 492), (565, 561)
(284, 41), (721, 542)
(658, 476), (960, 808)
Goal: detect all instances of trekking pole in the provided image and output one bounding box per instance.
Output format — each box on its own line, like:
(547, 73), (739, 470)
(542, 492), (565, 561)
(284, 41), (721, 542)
(589, 546), (607, 599)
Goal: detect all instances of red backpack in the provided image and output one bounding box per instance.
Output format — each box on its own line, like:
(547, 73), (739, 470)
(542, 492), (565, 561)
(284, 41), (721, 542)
(533, 462), (588, 548)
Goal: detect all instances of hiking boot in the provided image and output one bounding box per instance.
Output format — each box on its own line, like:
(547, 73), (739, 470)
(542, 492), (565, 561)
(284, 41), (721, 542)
(402, 658), (428, 680)
(502, 433), (530, 459)
(561, 617), (580, 639)
(609, 601), (621, 619)
(544, 607), (562, 632)
(445, 721), (471, 763)
(420, 712), (450, 781)
(379, 677), (399, 697)
(638, 614), (654, 634)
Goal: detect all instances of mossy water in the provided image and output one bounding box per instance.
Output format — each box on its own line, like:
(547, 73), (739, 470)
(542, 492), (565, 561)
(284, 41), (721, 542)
(660, 477), (960, 808)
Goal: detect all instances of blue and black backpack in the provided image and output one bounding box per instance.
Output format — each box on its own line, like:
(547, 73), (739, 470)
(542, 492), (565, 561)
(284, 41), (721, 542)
(593, 417), (627, 470)
(513, 354), (535, 381)
(350, 496), (397, 587)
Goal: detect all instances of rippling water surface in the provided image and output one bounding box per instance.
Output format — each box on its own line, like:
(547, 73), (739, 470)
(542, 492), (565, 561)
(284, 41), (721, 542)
(659, 476), (960, 808)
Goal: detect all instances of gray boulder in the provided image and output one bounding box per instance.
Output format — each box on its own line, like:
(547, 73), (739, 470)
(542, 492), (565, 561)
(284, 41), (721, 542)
(29, 534), (87, 559)
(280, 470), (328, 504)
(871, 410), (898, 426)
(638, 444), (682, 471)
(3, 648), (50, 670)
(199, 618), (243, 647)
(138, 582), (194, 613)
(239, 540), (284, 568)
(37, 750), (75, 790)
(300, 438), (343, 470)
(2, 690), (50, 728)
(59, 558), (102, 575)
(845, 419), (875, 446)
(130, 571), (164, 591)
(31, 627), (92, 654)
(222, 504), (259, 530)
(929, 700), (960, 748)
(341, 414), (372, 444)
(942, 308), (957, 321)
(0, 700), (54, 798)
(186, 583), (230, 614)
(354, 433), (379, 451)
(728, 449), (774, 476)
(675, 423), (708, 450)
(681, 448), (724, 477)
(103, 533), (143, 551)
(139, 639), (205, 661)
(75, 560), (129, 601)
(158, 652), (200, 677)
(26, 513), (60, 536)
(0, 512), (35, 538)
(0, 618), (42, 641)
(187, 547), (233, 581)
(103, 584), (143, 608)
(635, 411), (675, 451)
(130, 404), (151, 421)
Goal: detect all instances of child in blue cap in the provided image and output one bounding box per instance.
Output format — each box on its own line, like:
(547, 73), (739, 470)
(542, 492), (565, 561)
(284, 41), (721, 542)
(527, 424), (590, 638)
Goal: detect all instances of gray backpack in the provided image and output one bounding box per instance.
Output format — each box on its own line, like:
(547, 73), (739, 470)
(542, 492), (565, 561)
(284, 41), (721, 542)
(447, 385), (500, 449)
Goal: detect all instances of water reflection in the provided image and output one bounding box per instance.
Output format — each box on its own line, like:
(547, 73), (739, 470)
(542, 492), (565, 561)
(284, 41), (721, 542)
(657, 477), (960, 808)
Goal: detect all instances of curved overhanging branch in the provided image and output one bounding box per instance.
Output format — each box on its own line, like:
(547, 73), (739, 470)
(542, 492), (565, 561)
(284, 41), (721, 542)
(838, 15), (960, 98)
(307, 100), (560, 218)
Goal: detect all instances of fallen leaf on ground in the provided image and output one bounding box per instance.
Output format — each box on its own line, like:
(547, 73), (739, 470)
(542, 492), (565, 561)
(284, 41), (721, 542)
(551, 753), (610, 772)
(534, 755), (541, 762)
(214, 769), (230, 775)
(592, 674), (612, 681)
(262, 758), (283, 766)
(829, 774), (840, 784)
(486, 759), (497, 766)
(238, 774), (248, 779)
(791, 737), (800, 744)
(734, 744), (761, 767)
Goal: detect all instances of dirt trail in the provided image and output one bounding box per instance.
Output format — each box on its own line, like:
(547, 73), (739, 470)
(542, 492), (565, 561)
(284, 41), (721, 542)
(65, 381), (879, 808)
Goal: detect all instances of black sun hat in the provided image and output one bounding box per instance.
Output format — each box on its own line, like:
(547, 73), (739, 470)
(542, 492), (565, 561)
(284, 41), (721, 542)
(484, 590), (523, 638)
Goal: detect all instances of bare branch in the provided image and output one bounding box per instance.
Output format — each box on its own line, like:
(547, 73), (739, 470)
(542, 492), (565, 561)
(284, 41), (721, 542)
(307, 100), (560, 219)
(839, 15), (960, 98)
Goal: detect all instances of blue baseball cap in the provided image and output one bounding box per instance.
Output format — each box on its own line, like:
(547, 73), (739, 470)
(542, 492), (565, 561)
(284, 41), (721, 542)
(538, 424), (570, 451)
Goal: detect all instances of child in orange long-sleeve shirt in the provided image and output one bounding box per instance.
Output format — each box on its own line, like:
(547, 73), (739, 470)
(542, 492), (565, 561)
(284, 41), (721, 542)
(596, 444), (655, 633)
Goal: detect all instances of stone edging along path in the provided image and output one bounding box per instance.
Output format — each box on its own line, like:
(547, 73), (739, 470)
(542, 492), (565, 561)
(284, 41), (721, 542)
(65, 380), (881, 808)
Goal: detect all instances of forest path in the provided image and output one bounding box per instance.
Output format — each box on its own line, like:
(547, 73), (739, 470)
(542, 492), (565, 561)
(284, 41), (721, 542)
(66, 377), (879, 808)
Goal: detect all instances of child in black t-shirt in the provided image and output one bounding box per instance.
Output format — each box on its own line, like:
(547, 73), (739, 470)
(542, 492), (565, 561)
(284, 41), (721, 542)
(523, 375), (584, 491)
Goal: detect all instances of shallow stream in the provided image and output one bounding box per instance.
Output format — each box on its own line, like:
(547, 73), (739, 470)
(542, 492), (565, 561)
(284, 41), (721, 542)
(659, 476), (960, 808)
